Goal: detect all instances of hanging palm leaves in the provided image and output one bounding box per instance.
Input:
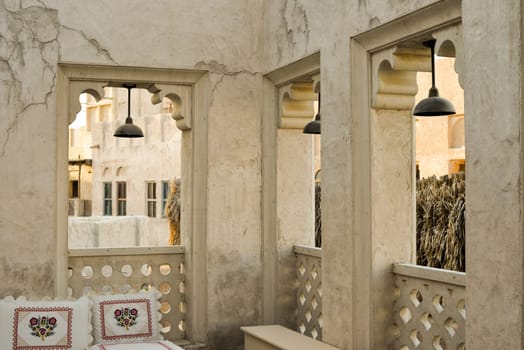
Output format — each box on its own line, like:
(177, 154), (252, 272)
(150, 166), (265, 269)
(416, 172), (465, 272)
(315, 182), (321, 247)
(165, 178), (181, 245)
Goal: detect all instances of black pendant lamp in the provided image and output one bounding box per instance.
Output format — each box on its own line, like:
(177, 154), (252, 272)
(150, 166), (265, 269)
(114, 83), (144, 138)
(413, 40), (456, 117)
(303, 94), (321, 134)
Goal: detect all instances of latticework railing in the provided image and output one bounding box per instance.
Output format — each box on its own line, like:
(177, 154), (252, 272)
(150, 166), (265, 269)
(68, 246), (186, 343)
(393, 263), (465, 350)
(295, 245), (322, 340)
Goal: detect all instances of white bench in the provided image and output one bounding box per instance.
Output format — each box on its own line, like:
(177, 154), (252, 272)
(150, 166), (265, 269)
(241, 325), (340, 350)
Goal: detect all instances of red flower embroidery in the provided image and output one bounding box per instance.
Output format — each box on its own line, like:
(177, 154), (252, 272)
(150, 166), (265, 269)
(28, 315), (57, 341)
(114, 307), (139, 330)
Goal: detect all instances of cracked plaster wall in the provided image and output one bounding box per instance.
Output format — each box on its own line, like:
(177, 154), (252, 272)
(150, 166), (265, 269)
(0, 0), (468, 348)
(263, 0), (439, 68)
(1, 1), (264, 348)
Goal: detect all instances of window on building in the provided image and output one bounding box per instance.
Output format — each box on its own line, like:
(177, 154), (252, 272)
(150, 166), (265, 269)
(103, 182), (112, 215)
(117, 181), (127, 216)
(146, 181), (157, 218)
(70, 180), (79, 198)
(161, 180), (169, 218)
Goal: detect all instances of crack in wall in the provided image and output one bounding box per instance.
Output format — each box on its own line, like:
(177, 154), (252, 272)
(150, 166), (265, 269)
(1, 0), (117, 157)
(60, 25), (116, 64)
(0, 2), (60, 157)
(194, 60), (262, 106)
(276, 0), (311, 61)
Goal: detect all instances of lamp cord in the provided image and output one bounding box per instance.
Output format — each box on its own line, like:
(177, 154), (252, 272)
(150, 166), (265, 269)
(430, 42), (436, 89)
(127, 86), (131, 121)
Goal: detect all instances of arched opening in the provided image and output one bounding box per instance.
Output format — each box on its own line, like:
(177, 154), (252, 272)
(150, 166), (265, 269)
(414, 40), (465, 272)
(67, 87), (184, 248)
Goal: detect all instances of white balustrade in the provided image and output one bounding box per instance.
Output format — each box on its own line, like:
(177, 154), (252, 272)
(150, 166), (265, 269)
(393, 263), (465, 350)
(68, 246), (186, 343)
(295, 245), (322, 340)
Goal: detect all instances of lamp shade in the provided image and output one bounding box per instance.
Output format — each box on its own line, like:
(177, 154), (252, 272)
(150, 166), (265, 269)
(413, 40), (456, 117)
(114, 118), (144, 138)
(413, 88), (456, 116)
(303, 113), (321, 134)
(114, 83), (144, 138)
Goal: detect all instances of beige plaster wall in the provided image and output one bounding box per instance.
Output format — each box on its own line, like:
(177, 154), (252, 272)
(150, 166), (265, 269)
(205, 71), (263, 349)
(68, 216), (168, 248)
(462, 0), (524, 348)
(416, 116), (450, 178)
(275, 129), (315, 328)
(262, 0), (441, 69)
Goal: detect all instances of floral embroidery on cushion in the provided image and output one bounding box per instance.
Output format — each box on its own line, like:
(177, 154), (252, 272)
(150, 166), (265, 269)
(114, 307), (138, 330)
(13, 306), (73, 349)
(99, 298), (154, 341)
(29, 315), (57, 340)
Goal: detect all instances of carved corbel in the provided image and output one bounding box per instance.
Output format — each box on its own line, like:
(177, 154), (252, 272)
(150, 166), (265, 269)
(279, 81), (318, 129)
(372, 24), (464, 112)
(152, 84), (192, 131)
(372, 54), (418, 110)
(68, 82), (107, 124)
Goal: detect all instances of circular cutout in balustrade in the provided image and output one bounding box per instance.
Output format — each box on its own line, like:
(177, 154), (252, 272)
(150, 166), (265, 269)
(159, 264), (171, 276)
(141, 264), (152, 276)
(120, 283), (132, 293)
(121, 264), (133, 277)
(101, 265), (113, 278)
(159, 282), (172, 295)
(160, 301), (171, 314)
(161, 320), (172, 333)
(101, 285), (114, 294)
(81, 266), (94, 279)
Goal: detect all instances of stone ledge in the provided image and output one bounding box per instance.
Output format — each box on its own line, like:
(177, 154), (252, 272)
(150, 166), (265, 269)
(241, 325), (339, 350)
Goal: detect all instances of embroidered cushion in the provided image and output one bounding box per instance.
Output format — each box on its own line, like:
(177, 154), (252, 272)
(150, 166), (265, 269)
(88, 340), (184, 349)
(0, 296), (92, 350)
(91, 289), (162, 344)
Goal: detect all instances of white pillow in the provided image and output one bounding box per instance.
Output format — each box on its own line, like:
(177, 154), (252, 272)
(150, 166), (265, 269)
(91, 289), (162, 344)
(0, 295), (92, 350)
(89, 340), (184, 350)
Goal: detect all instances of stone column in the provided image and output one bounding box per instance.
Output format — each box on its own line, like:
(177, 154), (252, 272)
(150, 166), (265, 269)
(321, 36), (355, 350)
(463, 1), (524, 348)
(322, 37), (417, 350)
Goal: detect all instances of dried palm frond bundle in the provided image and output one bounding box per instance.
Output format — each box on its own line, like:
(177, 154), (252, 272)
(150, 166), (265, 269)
(165, 178), (181, 245)
(416, 172), (465, 272)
